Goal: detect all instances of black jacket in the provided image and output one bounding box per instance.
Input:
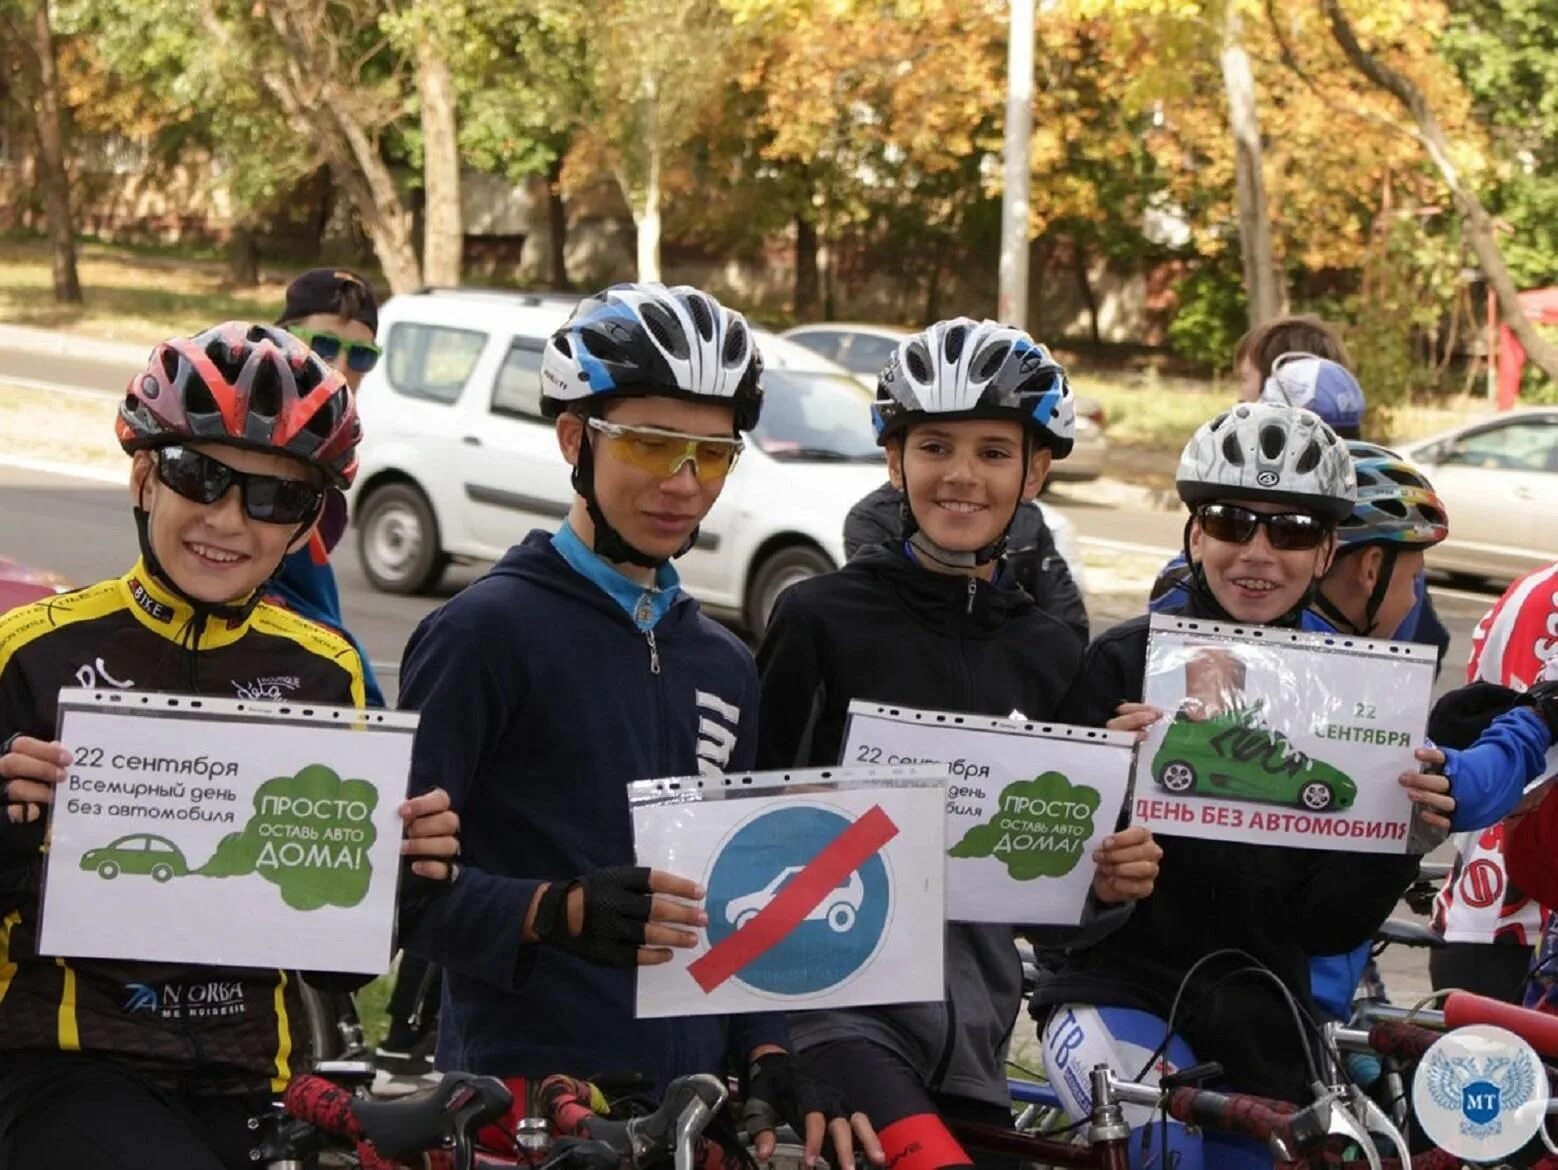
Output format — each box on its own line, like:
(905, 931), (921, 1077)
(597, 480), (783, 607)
(1030, 593), (1421, 1103)
(843, 483), (1088, 643)
(756, 543), (1095, 1104)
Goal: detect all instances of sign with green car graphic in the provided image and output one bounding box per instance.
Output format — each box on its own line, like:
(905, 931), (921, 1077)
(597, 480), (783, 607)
(842, 702), (1134, 924)
(39, 689), (418, 974)
(1137, 616), (1435, 852)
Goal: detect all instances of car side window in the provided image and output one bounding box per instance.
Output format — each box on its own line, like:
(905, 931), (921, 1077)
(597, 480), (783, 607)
(840, 334), (900, 378)
(490, 338), (548, 422)
(384, 323), (487, 404)
(1444, 420), (1558, 473)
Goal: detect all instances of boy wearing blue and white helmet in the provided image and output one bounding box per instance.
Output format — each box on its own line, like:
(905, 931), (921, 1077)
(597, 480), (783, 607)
(1258, 352), (1367, 440)
(395, 284), (871, 1167)
(758, 319), (1161, 1170)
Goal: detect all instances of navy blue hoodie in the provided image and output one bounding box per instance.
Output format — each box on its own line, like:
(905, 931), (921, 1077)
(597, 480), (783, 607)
(398, 530), (787, 1086)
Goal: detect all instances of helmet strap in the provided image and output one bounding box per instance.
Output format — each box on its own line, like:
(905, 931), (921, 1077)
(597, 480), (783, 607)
(571, 425), (693, 570)
(1314, 543), (1399, 637)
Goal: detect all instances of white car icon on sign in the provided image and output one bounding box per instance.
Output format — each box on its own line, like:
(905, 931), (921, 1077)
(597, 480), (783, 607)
(726, 867), (865, 933)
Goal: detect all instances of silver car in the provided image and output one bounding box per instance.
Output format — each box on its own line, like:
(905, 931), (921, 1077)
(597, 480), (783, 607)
(1400, 407), (1558, 586)
(782, 322), (1109, 482)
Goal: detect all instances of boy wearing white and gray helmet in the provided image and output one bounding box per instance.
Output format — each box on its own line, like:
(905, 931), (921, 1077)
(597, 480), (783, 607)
(757, 319), (1161, 1170)
(1032, 402), (1439, 1170)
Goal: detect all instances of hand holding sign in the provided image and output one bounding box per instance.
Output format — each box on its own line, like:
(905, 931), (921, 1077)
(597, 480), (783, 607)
(1, 734), (71, 824)
(1090, 826), (1163, 903)
(529, 867), (710, 967)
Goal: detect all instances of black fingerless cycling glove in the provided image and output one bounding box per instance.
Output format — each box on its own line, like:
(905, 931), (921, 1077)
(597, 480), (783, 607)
(533, 865), (654, 968)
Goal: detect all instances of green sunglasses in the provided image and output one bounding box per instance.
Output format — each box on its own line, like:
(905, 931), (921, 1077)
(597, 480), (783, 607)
(287, 326), (382, 374)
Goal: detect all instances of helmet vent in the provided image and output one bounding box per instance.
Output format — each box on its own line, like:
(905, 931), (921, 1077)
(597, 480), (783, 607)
(685, 293), (715, 341)
(1295, 439), (1322, 475)
(640, 301), (687, 359)
(943, 324), (967, 364)
(1259, 423), (1287, 460)
(722, 319), (749, 366)
(1221, 432), (1245, 465)
(248, 362), (283, 423)
(906, 342), (932, 384)
(974, 343), (1009, 382)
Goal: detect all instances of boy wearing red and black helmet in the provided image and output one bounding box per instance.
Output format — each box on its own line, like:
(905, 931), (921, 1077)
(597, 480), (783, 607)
(0, 323), (458, 1170)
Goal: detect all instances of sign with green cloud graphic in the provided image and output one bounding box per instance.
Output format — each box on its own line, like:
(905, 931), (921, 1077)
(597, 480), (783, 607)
(949, 773), (1100, 880)
(40, 691), (417, 975)
(843, 702), (1134, 926)
(198, 765), (379, 910)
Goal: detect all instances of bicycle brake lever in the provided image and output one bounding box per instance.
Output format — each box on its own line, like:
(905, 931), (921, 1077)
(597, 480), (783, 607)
(1308, 1085), (1380, 1170)
(672, 1076), (728, 1170)
(1346, 1086), (1409, 1170)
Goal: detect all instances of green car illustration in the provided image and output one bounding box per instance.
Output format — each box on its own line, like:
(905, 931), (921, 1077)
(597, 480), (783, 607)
(80, 833), (189, 882)
(1151, 703), (1358, 812)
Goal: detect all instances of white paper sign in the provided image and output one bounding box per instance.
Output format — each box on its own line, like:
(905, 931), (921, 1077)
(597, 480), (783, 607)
(1138, 615), (1435, 853)
(41, 689), (416, 974)
(841, 703), (1133, 925)
(632, 765), (947, 1018)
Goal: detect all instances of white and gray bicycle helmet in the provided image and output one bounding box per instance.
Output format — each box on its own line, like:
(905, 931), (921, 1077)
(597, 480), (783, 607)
(541, 282), (763, 432)
(1177, 402), (1356, 523)
(873, 318), (1075, 457)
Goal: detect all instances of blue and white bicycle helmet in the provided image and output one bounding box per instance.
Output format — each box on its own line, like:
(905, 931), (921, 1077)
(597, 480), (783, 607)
(541, 282), (763, 432)
(1259, 353), (1365, 433)
(872, 318), (1075, 458)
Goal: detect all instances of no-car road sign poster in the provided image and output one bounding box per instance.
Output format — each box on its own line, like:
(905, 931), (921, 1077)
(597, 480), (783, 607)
(632, 766), (946, 1018)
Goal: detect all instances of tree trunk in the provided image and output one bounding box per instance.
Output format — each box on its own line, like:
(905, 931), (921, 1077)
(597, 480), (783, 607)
(28, 0), (79, 303)
(1072, 239), (1102, 344)
(330, 113), (422, 294)
(415, 39), (462, 286)
(1321, 0), (1558, 385)
(636, 135), (662, 282)
(227, 223), (259, 287)
(1220, 3), (1284, 326)
(793, 210), (819, 320)
(546, 153), (568, 290)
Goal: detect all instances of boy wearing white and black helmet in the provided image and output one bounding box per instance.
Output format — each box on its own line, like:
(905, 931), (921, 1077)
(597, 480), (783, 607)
(395, 284), (871, 1168)
(1032, 402), (1441, 1170)
(757, 319), (1161, 1170)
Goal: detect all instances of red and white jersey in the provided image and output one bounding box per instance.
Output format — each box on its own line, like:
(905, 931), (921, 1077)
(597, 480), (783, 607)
(1433, 563), (1558, 945)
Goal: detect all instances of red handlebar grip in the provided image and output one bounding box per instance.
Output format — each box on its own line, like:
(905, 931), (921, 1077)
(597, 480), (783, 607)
(1444, 991), (1558, 1058)
(283, 1074), (365, 1139)
(1367, 1020), (1440, 1062)
(1164, 1087), (1301, 1149)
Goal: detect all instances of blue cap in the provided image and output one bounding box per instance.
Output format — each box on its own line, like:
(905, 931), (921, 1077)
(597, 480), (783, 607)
(1259, 353), (1365, 430)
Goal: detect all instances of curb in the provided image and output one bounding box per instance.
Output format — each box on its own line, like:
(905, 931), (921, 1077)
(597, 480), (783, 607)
(0, 323), (150, 367)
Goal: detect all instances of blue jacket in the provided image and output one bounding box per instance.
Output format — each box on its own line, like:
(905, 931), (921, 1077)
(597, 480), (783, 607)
(397, 529), (787, 1086)
(271, 530), (384, 708)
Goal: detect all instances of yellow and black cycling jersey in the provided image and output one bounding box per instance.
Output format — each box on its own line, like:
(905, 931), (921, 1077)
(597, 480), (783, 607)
(0, 561), (365, 1095)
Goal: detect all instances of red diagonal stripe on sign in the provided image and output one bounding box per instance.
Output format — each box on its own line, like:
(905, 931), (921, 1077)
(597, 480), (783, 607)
(688, 803), (899, 994)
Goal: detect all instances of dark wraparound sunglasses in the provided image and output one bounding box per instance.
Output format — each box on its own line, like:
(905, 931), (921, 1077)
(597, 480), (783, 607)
(157, 445), (324, 525)
(1197, 503), (1328, 551)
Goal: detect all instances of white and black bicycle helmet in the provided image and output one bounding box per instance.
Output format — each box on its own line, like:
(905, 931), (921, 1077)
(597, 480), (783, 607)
(871, 318), (1074, 568)
(540, 283), (764, 567)
(873, 318), (1075, 457)
(1177, 402), (1356, 523)
(541, 283), (763, 432)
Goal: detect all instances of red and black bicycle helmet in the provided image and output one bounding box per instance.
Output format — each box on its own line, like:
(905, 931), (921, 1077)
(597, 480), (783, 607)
(117, 322), (360, 488)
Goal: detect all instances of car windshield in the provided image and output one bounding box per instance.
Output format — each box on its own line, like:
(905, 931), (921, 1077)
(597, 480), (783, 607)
(751, 369), (884, 463)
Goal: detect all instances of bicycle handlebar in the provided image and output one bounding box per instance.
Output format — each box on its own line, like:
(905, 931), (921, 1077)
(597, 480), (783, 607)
(542, 1072), (728, 1170)
(1104, 1072), (1317, 1162)
(1331, 1022), (1440, 1063)
(1443, 992), (1558, 1059)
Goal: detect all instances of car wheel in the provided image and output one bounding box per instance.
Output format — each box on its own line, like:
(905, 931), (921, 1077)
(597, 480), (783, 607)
(734, 908), (758, 931)
(358, 483), (448, 595)
(827, 903), (856, 933)
(1158, 760), (1196, 794)
(151, 863), (175, 883)
(1299, 781), (1334, 812)
(745, 545), (835, 635)
(97, 860), (120, 879)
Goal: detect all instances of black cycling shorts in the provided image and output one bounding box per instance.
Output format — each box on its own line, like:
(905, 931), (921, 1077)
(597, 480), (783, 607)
(799, 1039), (1017, 1170)
(0, 1050), (266, 1170)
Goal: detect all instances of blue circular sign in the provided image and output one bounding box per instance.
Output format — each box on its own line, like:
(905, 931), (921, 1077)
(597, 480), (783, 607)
(705, 804), (891, 996)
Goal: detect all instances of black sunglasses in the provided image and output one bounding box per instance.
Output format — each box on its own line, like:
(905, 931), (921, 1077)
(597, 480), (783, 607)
(1197, 503), (1328, 551)
(156, 446), (324, 525)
